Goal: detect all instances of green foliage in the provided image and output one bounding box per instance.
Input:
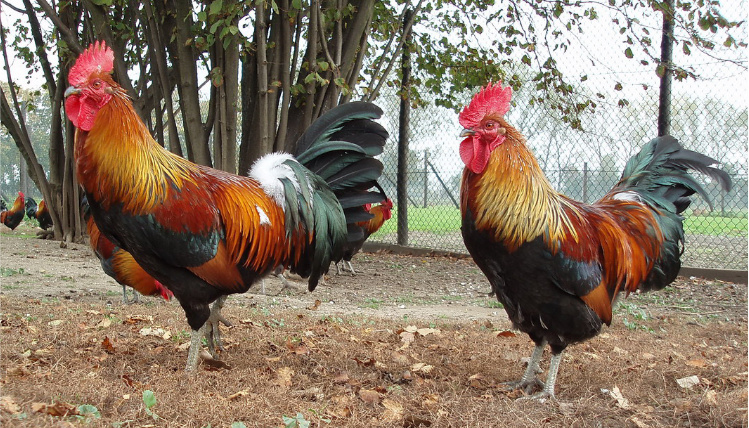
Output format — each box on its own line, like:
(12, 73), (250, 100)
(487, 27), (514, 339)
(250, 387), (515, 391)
(74, 404), (101, 422)
(1, 267), (28, 277)
(283, 412), (311, 428)
(142, 390), (159, 420)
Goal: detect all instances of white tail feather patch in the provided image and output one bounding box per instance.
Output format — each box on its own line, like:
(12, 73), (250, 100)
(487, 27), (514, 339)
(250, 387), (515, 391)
(612, 191), (642, 202)
(248, 153), (297, 208)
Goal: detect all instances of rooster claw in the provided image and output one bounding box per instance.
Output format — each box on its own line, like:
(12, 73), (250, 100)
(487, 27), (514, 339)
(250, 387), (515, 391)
(516, 390), (555, 402)
(203, 296), (232, 359)
(501, 378), (545, 395)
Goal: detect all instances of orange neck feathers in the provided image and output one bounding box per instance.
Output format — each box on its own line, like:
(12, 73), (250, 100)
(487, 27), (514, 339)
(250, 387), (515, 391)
(74, 91), (200, 214)
(461, 126), (577, 252)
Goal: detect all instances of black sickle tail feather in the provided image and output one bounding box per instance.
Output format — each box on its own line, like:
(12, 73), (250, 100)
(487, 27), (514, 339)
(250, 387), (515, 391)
(616, 136), (732, 292)
(293, 101), (389, 289)
(25, 196), (38, 219)
(617, 135), (732, 214)
(295, 102), (389, 243)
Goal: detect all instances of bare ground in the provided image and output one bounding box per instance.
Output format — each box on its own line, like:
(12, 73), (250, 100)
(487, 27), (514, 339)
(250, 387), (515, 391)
(0, 226), (747, 427)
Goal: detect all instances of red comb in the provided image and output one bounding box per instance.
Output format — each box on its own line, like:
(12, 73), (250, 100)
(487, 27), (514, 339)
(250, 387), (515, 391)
(458, 82), (513, 129)
(69, 41), (114, 86)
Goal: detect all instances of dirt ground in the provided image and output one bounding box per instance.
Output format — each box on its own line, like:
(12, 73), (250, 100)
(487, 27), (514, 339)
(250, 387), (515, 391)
(0, 226), (747, 427)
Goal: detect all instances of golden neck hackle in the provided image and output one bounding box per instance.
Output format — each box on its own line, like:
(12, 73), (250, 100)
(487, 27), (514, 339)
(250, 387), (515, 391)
(464, 129), (579, 252)
(74, 92), (199, 214)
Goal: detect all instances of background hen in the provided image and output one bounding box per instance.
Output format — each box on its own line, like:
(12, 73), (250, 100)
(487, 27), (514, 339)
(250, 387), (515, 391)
(458, 82), (731, 399)
(25, 197), (53, 231)
(83, 198), (173, 303)
(337, 198), (393, 275)
(1, 192), (25, 230)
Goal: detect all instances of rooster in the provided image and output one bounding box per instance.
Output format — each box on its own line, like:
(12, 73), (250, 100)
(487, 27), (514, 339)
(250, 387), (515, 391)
(1, 192), (25, 230)
(83, 198), (173, 303)
(25, 197), (54, 231)
(64, 42), (387, 371)
(337, 198), (393, 274)
(458, 82), (731, 399)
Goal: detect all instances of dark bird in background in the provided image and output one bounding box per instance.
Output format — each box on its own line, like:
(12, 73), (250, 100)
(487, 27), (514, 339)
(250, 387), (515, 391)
(337, 198), (393, 275)
(64, 42), (388, 371)
(458, 82), (731, 399)
(1, 192), (26, 230)
(83, 198), (173, 303)
(25, 197), (54, 231)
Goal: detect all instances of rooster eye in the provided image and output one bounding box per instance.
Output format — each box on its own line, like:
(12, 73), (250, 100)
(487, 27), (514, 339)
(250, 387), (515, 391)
(485, 122), (495, 129)
(93, 80), (102, 89)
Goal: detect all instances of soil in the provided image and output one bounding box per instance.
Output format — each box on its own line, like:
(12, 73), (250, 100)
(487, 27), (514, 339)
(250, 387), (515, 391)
(0, 226), (747, 427)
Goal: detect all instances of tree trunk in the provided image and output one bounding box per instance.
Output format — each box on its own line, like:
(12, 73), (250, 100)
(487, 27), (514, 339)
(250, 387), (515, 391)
(172, 0), (211, 166)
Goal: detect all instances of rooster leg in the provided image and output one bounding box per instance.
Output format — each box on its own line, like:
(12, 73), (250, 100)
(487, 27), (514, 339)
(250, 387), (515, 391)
(276, 271), (299, 294)
(335, 262), (342, 275)
(185, 324), (208, 371)
(204, 296), (233, 359)
(521, 352), (562, 401)
(345, 261), (356, 275)
(503, 341), (546, 394)
(121, 285), (140, 304)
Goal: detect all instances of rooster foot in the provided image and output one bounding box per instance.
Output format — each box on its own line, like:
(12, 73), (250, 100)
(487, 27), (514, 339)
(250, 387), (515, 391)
(122, 285), (141, 304)
(501, 377), (545, 395)
(516, 390), (555, 402)
(204, 296), (233, 359)
(35, 230), (54, 240)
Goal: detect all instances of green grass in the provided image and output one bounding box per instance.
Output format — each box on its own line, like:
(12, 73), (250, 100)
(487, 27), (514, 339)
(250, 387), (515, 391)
(372, 206), (461, 236)
(683, 215), (748, 236)
(371, 205), (747, 237)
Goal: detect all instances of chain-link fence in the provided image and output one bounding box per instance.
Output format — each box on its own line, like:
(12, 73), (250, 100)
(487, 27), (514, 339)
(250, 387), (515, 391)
(369, 22), (747, 271)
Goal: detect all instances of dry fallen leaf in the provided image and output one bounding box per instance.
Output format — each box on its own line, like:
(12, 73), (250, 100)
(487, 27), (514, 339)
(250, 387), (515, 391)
(227, 389), (251, 400)
(399, 331), (416, 349)
(139, 327), (171, 340)
(0, 396), (21, 414)
(285, 339), (310, 355)
(416, 327), (440, 336)
(497, 330), (516, 338)
(333, 372), (350, 384)
(123, 315), (152, 324)
(411, 362), (434, 375)
(421, 393), (439, 409)
(609, 386), (630, 409)
(630, 416), (652, 428)
(306, 299), (321, 310)
(96, 318), (112, 328)
(403, 414), (433, 427)
(353, 357), (376, 367)
(275, 366), (294, 388)
(101, 336), (116, 354)
(676, 375), (700, 389)
(31, 401), (78, 417)
(686, 359), (708, 368)
(47, 320), (64, 327)
(6, 365), (30, 377)
(382, 398), (404, 420)
(358, 388), (381, 405)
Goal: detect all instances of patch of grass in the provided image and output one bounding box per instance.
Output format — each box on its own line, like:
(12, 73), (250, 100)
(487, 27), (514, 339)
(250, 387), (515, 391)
(361, 298), (383, 309)
(372, 205), (461, 236)
(1, 267), (28, 277)
(371, 205), (747, 238)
